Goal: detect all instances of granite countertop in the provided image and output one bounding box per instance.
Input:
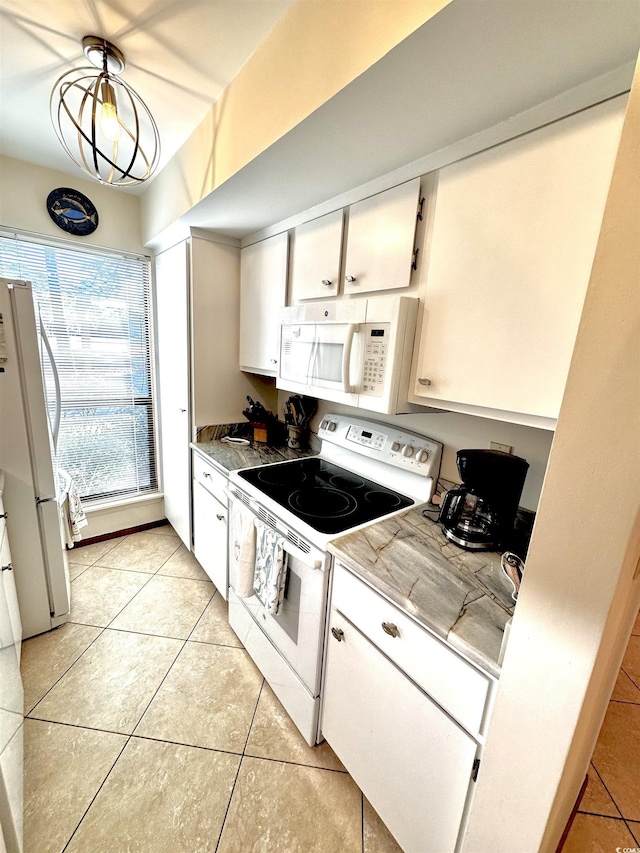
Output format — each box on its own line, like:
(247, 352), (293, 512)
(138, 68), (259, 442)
(191, 438), (316, 476)
(328, 508), (516, 678)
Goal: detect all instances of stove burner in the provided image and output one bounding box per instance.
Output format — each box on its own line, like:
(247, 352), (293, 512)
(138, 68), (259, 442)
(329, 474), (365, 490)
(364, 490), (403, 510)
(257, 465), (307, 487)
(289, 487), (358, 519)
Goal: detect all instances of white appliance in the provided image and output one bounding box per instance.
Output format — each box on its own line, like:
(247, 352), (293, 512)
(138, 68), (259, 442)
(277, 296), (418, 413)
(0, 279), (71, 639)
(227, 414), (442, 745)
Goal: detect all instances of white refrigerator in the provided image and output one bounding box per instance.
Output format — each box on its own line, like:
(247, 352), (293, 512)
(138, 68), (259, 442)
(0, 278), (70, 640)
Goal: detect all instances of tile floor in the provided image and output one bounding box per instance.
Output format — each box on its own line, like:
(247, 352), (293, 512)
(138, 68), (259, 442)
(562, 607), (640, 852)
(20, 525), (402, 853)
(20, 525), (640, 852)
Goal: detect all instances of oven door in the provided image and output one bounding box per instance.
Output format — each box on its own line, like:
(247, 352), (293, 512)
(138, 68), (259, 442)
(228, 494), (330, 696)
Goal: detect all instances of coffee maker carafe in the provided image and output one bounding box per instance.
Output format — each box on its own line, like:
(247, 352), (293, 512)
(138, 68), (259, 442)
(439, 449), (529, 551)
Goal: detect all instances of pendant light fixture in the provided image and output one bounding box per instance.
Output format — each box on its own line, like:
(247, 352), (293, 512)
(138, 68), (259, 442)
(50, 36), (160, 187)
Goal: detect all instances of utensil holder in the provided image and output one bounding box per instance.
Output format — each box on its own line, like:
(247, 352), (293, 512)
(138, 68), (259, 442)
(286, 425), (304, 449)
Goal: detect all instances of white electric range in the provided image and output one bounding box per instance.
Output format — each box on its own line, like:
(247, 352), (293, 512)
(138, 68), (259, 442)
(227, 414), (442, 745)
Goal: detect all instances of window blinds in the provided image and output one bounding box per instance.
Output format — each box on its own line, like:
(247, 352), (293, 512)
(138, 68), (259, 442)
(0, 234), (157, 502)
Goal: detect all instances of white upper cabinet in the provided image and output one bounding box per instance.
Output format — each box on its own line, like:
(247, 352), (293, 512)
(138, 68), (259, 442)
(240, 232), (288, 376)
(343, 177), (421, 296)
(290, 209), (344, 301)
(410, 97), (625, 428)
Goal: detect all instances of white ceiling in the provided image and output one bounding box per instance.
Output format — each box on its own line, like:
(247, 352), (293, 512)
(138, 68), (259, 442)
(0, 0), (293, 190)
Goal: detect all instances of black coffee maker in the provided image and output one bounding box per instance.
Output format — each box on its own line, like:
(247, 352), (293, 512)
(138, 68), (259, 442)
(439, 449), (529, 551)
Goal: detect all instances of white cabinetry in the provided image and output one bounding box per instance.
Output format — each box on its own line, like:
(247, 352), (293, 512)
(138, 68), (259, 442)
(290, 209), (344, 301)
(192, 452), (228, 599)
(156, 235), (258, 547)
(410, 97), (625, 428)
(321, 564), (490, 853)
(343, 178), (421, 296)
(240, 232), (288, 375)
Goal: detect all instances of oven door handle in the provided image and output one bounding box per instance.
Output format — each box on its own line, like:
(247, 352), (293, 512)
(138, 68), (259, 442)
(282, 538), (324, 570)
(342, 323), (359, 393)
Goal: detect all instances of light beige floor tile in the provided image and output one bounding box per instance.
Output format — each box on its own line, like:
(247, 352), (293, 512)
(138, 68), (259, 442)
(94, 531), (180, 573)
(110, 574), (214, 639)
(23, 719), (126, 853)
(156, 543), (211, 581)
(69, 566), (150, 627)
(143, 523), (179, 538)
(592, 702), (640, 820)
(65, 737), (239, 853)
(30, 629), (183, 734)
(246, 683), (345, 771)
(628, 820), (640, 844)
(562, 813), (636, 852)
(190, 594), (243, 647)
(21, 622), (101, 713)
(621, 635), (640, 690)
(364, 797), (403, 853)
(68, 562), (89, 581)
(68, 536), (124, 566)
(135, 642), (262, 752)
(612, 668), (640, 704)
(217, 756), (362, 853)
(579, 763), (620, 817)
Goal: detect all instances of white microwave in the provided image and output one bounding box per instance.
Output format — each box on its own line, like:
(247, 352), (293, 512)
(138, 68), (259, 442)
(277, 296), (418, 413)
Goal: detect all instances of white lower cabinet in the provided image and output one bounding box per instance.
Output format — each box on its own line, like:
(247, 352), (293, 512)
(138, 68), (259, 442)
(192, 453), (229, 599)
(321, 564), (484, 853)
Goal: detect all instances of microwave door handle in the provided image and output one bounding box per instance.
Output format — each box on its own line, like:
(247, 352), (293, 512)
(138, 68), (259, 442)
(308, 337), (318, 384)
(342, 324), (359, 393)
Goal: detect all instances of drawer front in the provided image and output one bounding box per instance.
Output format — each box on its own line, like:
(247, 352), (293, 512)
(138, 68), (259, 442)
(192, 452), (228, 504)
(332, 563), (490, 736)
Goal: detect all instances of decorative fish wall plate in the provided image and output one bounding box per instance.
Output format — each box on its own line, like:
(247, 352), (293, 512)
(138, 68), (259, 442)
(46, 188), (99, 236)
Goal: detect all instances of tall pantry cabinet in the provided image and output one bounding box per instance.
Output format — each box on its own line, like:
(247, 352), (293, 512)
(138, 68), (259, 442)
(155, 233), (257, 547)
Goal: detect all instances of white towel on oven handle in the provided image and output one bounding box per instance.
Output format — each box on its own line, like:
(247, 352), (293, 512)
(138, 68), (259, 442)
(232, 500), (257, 599)
(254, 521), (288, 616)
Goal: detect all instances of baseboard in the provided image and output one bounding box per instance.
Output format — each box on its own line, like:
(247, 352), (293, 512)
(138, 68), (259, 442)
(70, 518), (171, 549)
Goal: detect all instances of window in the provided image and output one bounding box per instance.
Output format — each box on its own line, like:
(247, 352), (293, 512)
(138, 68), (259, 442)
(0, 234), (157, 502)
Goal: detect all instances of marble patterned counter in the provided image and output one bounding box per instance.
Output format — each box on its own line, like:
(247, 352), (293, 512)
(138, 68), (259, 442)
(191, 438), (316, 476)
(328, 508), (516, 678)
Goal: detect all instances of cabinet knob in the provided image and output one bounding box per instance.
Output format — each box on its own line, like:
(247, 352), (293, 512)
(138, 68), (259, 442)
(216, 513), (225, 521)
(0, 512), (7, 519)
(345, 275), (357, 283)
(270, 358), (278, 364)
(203, 471), (211, 478)
(331, 627), (345, 642)
(179, 407), (187, 412)
(381, 621), (400, 638)
(1, 563), (13, 572)
(418, 378), (431, 386)
(321, 279), (332, 287)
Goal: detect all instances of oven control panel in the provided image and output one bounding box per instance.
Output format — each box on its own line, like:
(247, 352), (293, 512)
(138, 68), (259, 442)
(345, 425), (386, 450)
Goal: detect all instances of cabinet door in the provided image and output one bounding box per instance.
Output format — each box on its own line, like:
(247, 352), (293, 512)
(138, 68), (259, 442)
(322, 611), (478, 853)
(343, 178), (420, 295)
(412, 97), (625, 422)
(0, 518), (21, 659)
(192, 481), (228, 599)
(239, 232), (288, 376)
(290, 209), (343, 301)
(156, 241), (191, 547)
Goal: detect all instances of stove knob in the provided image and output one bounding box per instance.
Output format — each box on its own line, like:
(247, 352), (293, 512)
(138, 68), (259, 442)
(327, 421), (337, 432)
(416, 449), (429, 464)
(391, 441), (402, 453)
(402, 445), (414, 458)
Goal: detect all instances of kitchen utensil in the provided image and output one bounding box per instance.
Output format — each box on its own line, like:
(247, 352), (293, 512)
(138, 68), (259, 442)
(501, 552), (525, 601)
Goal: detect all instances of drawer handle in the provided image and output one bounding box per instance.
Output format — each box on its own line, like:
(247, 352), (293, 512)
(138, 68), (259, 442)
(2, 563), (13, 572)
(216, 514), (225, 521)
(331, 627), (344, 642)
(202, 471), (211, 478)
(382, 621), (400, 638)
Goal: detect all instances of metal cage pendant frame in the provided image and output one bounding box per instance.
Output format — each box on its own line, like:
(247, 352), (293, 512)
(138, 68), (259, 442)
(50, 36), (160, 187)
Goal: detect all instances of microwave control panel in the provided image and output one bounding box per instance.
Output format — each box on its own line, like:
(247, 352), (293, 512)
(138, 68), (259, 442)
(361, 323), (390, 396)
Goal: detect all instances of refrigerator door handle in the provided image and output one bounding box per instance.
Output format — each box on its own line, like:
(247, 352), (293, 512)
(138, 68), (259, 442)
(39, 310), (61, 454)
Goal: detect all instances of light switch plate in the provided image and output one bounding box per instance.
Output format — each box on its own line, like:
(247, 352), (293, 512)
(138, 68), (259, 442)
(490, 441), (513, 454)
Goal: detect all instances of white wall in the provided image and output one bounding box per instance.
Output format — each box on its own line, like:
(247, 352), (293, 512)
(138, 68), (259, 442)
(462, 58), (640, 853)
(0, 155), (145, 255)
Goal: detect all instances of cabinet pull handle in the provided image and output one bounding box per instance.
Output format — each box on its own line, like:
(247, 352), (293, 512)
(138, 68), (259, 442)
(345, 275), (357, 283)
(418, 378), (431, 386)
(0, 512), (7, 519)
(411, 247), (419, 271)
(216, 514), (225, 521)
(2, 563), (13, 572)
(417, 196), (425, 221)
(321, 279), (332, 287)
(331, 627), (344, 642)
(382, 621), (400, 638)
